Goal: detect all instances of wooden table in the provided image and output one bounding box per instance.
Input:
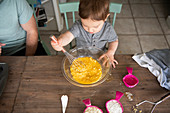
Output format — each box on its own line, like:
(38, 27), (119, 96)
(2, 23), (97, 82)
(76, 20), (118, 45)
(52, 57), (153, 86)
(0, 55), (169, 113)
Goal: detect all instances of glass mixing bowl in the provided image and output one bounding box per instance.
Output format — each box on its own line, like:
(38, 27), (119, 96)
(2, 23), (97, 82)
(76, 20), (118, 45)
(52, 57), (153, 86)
(61, 46), (111, 87)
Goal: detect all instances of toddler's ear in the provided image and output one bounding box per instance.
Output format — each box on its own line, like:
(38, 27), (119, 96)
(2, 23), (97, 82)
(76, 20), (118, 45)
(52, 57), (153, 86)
(105, 14), (110, 21)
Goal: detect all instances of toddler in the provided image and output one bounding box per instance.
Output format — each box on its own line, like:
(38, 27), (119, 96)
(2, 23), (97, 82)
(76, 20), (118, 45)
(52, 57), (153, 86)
(51, 0), (118, 68)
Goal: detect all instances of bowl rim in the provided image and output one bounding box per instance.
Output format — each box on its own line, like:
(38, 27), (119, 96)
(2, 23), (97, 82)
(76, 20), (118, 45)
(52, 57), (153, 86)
(61, 46), (111, 87)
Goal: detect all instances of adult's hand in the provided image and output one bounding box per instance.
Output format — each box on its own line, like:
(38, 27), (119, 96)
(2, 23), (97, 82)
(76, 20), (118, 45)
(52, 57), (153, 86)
(0, 43), (6, 55)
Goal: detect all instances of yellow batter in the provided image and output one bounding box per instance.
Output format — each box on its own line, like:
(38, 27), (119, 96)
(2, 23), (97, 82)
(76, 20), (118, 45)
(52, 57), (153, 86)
(70, 57), (102, 84)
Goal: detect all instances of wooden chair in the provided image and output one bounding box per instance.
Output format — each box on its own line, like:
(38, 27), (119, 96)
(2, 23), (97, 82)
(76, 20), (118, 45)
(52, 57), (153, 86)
(26, 0), (51, 55)
(58, 2), (122, 48)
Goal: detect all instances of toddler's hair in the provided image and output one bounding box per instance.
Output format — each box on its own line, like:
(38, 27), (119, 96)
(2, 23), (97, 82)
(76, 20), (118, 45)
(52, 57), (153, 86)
(79, 0), (109, 21)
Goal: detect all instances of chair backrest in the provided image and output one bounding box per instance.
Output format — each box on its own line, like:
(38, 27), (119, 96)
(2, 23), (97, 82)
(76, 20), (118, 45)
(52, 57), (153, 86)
(59, 2), (122, 28)
(26, 0), (51, 55)
(59, 2), (79, 30)
(59, 2), (79, 49)
(109, 3), (122, 27)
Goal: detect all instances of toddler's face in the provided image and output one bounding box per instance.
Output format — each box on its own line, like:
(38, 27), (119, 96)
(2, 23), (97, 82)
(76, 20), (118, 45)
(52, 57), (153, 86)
(81, 18), (105, 34)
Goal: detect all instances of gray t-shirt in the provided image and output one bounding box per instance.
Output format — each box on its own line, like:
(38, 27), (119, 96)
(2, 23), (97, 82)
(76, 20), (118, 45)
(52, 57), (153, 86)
(69, 20), (118, 50)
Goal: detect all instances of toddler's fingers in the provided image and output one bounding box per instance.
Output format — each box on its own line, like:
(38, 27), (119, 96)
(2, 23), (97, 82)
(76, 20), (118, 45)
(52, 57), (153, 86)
(111, 60), (118, 68)
(51, 40), (57, 44)
(113, 60), (118, 65)
(102, 59), (107, 66)
(57, 40), (62, 46)
(111, 61), (116, 68)
(51, 39), (62, 48)
(51, 40), (60, 47)
(98, 54), (105, 61)
(51, 41), (62, 50)
(112, 63), (116, 68)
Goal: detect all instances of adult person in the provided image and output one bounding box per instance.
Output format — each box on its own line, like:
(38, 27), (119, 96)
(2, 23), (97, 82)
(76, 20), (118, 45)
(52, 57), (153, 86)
(0, 0), (46, 56)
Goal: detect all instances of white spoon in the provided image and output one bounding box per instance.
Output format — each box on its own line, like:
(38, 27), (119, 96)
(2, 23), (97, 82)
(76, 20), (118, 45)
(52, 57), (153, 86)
(61, 95), (68, 113)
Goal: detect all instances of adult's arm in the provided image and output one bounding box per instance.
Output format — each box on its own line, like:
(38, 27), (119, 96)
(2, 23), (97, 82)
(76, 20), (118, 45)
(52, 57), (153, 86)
(21, 14), (38, 56)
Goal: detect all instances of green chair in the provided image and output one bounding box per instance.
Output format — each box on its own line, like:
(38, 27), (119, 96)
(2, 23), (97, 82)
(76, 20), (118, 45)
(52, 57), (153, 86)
(59, 2), (79, 49)
(109, 3), (122, 27)
(58, 2), (122, 48)
(26, 0), (51, 55)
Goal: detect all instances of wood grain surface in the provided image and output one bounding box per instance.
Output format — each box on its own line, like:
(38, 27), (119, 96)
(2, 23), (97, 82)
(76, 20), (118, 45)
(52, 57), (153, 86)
(0, 55), (169, 113)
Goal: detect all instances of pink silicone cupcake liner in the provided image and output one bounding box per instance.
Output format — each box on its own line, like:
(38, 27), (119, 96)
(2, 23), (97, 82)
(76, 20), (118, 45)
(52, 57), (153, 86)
(106, 91), (124, 113)
(123, 67), (139, 88)
(83, 98), (103, 113)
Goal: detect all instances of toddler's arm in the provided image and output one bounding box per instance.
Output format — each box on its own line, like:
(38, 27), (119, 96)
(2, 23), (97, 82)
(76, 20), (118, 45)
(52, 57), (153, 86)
(108, 39), (118, 56)
(107, 40), (119, 68)
(99, 39), (118, 68)
(51, 31), (74, 51)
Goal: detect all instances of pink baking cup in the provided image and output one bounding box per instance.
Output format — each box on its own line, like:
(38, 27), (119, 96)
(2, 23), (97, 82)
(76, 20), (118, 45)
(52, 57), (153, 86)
(83, 98), (103, 113)
(106, 91), (124, 113)
(123, 67), (139, 88)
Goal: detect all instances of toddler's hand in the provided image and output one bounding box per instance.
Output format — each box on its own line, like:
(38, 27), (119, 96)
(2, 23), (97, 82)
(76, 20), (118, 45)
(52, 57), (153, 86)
(99, 52), (118, 68)
(50, 36), (63, 51)
(0, 43), (6, 55)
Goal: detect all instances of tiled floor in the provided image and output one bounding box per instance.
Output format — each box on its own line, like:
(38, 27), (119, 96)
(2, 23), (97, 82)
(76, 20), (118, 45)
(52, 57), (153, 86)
(40, 0), (170, 55)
